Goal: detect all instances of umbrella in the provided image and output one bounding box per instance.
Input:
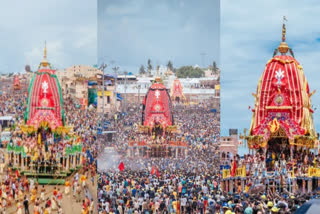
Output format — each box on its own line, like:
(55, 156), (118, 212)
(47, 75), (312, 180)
(295, 199), (320, 214)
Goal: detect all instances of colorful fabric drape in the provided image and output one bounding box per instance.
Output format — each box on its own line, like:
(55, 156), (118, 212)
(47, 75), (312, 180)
(142, 82), (173, 128)
(249, 55), (316, 140)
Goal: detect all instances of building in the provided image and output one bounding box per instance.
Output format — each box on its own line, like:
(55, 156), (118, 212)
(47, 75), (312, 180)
(96, 74), (119, 115)
(56, 65), (102, 101)
(116, 76), (153, 109)
(96, 85), (118, 114)
(56, 65), (102, 81)
(68, 78), (88, 102)
(219, 129), (238, 164)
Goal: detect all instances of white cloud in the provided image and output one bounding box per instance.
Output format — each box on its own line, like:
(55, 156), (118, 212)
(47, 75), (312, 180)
(24, 40), (66, 70)
(104, 0), (143, 16)
(98, 0), (220, 72)
(0, 0), (97, 73)
(73, 27), (97, 49)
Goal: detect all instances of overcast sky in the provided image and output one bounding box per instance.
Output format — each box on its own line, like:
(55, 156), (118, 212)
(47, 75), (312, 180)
(97, 0), (220, 74)
(221, 0), (320, 136)
(0, 0), (97, 74)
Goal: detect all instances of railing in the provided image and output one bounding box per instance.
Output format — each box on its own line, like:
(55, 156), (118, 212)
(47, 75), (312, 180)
(128, 141), (187, 147)
(308, 167), (320, 177)
(222, 166), (246, 179)
(221, 165), (320, 179)
(222, 169), (230, 179)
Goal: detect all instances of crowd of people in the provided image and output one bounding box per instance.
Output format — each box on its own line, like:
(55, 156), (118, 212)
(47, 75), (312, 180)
(96, 98), (320, 213)
(2, 75), (319, 213)
(97, 102), (222, 213)
(98, 167), (314, 213)
(0, 167), (95, 213)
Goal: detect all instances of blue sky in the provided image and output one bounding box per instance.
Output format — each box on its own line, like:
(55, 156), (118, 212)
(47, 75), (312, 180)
(0, 0), (97, 73)
(221, 0), (320, 136)
(97, 0), (220, 73)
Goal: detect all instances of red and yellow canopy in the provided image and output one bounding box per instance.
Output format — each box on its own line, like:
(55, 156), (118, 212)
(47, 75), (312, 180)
(247, 23), (317, 148)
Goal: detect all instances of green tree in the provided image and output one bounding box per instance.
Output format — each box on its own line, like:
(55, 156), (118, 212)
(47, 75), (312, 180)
(211, 61), (219, 75)
(147, 59), (152, 74)
(139, 65), (146, 75)
(176, 66), (204, 78)
(212, 61), (217, 71)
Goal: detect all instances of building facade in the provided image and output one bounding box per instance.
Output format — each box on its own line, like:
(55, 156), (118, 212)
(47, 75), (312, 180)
(56, 65), (102, 100)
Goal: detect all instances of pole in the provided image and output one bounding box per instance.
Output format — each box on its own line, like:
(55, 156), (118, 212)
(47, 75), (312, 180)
(138, 85), (141, 107)
(102, 66), (105, 117)
(99, 63), (107, 117)
(112, 66), (119, 113)
(124, 71), (128, 112)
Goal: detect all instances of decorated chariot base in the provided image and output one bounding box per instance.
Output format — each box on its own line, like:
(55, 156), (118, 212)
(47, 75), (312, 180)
(128, 136), (188, 158)
(220, 160), (320, 196)
(6, 130), (83, 184)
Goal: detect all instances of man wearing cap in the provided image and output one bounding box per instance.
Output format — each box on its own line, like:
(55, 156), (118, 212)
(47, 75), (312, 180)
(270, 206), (280, 213)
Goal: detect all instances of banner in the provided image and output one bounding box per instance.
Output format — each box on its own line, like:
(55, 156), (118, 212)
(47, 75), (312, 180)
(97, 91), (112, 96)
(116, 93), (123, 101)
(88, 88), (97, 105)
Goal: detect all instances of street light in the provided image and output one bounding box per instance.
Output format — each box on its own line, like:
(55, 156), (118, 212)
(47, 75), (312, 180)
(99, 63), (107, 118)
(112, 66), (119, 113)
(137, 84), (141, 107)
(123, 71), (128, 113)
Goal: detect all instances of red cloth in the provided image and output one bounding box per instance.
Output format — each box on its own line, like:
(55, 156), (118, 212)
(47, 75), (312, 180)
(143, 83), (173, 128)
(251, 55), (308, 138)
(156, 168), (160, 178)
(26, 69), (64, 129)
(151, 165), (155, 175)
(231, 160), (237, 177)
(118, 162), (125, 172)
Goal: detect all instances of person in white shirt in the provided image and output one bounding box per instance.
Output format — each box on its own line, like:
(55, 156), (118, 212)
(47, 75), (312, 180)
(181, 196), (187, 213)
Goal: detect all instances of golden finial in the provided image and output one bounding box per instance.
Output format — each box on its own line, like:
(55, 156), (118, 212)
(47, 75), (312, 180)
(278, 16), (289, 54)
(282, 16), (287, 42)
(155, 65), (161, 82)
(40, 41), (49, 67)
(44, 41), (47, 59)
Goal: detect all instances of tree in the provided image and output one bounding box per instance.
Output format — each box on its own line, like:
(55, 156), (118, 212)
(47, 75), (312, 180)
(211, 61), (220, 75)
(112, 66), (119, 74)
(167, 60), (173, 71)
(176, 66), (204, 78)
(139, 65), (146, 75)
(147, 59), (152, 74)
(212, 61), (217, 71)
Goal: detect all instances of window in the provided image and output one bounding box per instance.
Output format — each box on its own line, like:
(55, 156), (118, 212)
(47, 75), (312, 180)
(107, 96), (110, 104)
